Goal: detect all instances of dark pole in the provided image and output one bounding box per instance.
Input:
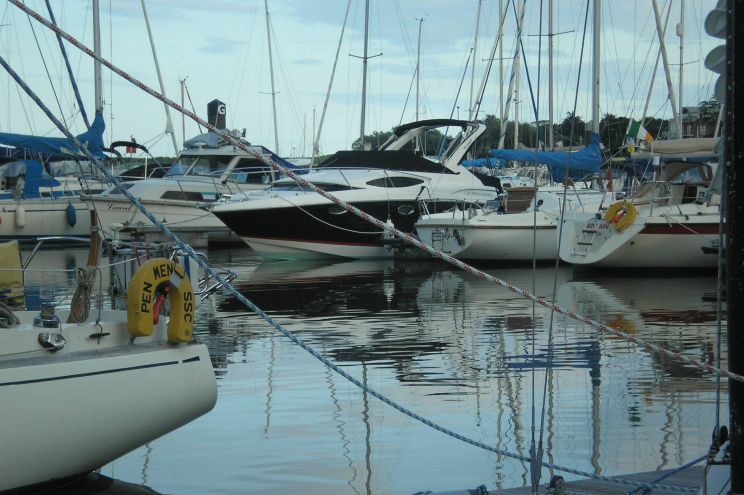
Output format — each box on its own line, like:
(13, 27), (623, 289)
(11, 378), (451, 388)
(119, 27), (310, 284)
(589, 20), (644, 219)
(726, 0), (744, 492)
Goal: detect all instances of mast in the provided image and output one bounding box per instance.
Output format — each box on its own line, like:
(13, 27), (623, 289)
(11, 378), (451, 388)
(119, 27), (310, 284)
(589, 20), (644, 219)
(642, 5), (672, 122)
(45, 0), (89, 128)
(92, 0), (102, 113)
(548, 0), (554, 149)
(591, 0), (600, 135)
(416, 17), (423, 122)
(141, 0), (178, 154)
(498, 0), (526, 150)
(677, 0), (685, 136)
(651, 0), (681, 138)
(264, 0), (279, 155)
(359, 0), (370, 150)
(180, 78), (186, 147)
(514, 38), (520, 149)
(312, 0), (351, 165)
(469, 0), (483, 120)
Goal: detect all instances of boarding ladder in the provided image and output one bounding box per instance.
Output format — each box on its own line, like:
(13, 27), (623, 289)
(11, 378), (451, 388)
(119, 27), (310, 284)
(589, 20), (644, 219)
(571, 221), (600, 257)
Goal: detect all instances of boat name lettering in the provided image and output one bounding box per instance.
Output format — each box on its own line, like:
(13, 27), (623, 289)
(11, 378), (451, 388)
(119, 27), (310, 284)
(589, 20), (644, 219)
(183, 291), (194, 322)
(586, 222), (610, 230)
(141, 281), (153, 312)
(108, 204), (133, 211)
(153, 262), (175, 279)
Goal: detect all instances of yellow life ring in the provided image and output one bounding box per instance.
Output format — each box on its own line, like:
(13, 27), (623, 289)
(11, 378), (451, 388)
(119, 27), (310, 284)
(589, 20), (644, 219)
(127, 258), (195, 343)
(603, 200), (637, 232)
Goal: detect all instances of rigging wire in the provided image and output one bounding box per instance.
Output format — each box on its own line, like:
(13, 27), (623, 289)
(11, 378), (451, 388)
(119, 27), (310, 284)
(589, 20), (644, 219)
(24, 7), (67, 130)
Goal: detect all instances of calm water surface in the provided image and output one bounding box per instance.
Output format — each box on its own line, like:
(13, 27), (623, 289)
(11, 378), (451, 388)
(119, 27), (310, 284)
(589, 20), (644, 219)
(27, 246), (726, 494)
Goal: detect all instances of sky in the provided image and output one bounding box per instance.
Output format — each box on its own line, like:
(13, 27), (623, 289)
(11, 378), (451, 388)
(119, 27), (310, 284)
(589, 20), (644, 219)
(0, 0), (723, 158)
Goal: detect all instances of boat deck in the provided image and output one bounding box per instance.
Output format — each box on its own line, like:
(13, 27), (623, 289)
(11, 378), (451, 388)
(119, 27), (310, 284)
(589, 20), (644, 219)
(487, 466), (703, 495)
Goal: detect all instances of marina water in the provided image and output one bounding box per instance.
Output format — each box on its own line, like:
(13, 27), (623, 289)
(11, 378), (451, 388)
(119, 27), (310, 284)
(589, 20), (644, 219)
(33, 246), (724, 494)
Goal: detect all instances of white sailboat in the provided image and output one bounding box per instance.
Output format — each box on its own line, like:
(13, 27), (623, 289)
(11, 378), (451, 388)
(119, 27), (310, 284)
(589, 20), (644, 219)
(414, 187), (603, 261)
(0, 232), (217, 492)
(558, 159), (720, 268)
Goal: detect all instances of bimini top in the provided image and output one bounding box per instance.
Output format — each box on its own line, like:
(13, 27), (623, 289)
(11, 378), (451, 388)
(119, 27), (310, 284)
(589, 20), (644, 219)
(392, 119), (473, 137)
(316, 150), (455, 175)
(0, 111), (106, 160)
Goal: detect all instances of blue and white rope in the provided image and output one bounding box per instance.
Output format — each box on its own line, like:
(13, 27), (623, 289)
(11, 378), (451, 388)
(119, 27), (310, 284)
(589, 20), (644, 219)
(0, 9), (707, 493)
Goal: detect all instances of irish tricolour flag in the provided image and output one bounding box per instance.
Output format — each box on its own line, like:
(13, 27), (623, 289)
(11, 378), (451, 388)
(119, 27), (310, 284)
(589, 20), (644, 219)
(627, 119), (654, 142)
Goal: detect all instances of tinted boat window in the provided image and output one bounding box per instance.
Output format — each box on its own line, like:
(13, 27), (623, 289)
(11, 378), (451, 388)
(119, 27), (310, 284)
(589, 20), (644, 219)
(161, 191), (204, 201)
(366, 176), (424, 187)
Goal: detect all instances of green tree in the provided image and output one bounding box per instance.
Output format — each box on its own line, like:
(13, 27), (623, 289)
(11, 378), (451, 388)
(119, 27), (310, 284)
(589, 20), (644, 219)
(599, 113), (630, 153)
(556, 112), (585, 147)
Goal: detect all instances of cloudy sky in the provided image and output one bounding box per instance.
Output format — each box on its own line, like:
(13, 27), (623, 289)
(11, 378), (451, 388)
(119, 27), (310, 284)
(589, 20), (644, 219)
(0, 0), (721, 157)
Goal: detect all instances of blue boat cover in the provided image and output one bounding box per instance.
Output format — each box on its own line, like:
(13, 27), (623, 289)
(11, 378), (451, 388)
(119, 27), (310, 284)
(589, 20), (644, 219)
(464, 133), (604, 181)
(0, 160), (62, 199)
(0, 111), (106, 159)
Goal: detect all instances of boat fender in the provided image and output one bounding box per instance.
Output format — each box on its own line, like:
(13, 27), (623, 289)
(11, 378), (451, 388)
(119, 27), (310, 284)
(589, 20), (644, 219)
(127, 258), (195, 343)
(603, 200), (637, 232)
(66, 202), (77, 227)
(15, 204), (26, 228)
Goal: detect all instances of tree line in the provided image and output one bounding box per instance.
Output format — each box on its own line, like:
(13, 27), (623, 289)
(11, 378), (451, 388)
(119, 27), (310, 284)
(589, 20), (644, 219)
(356, 98), (721, 159)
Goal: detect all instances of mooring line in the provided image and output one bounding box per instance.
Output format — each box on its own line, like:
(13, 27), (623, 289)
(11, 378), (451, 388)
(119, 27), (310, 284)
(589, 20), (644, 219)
(1, 5), (724, 491)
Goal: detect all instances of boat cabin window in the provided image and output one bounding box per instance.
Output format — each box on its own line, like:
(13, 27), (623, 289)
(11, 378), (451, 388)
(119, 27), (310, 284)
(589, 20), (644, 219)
(503, 187), (536, 213)
(227, 158), (273, 185)
(365, 176), (425, 188)
(165, 155), (233, 178)
(160, 191), (205, 201)
(103, 182), (135, 195)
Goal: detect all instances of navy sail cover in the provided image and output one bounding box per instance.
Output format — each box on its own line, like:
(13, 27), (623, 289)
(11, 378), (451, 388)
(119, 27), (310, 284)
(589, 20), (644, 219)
(0, 111), (106, 159)
(464, 132), (604, 181)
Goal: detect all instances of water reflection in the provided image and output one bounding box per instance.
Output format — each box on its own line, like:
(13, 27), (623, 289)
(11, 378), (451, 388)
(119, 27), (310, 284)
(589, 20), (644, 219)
(24, 247), (724, 494)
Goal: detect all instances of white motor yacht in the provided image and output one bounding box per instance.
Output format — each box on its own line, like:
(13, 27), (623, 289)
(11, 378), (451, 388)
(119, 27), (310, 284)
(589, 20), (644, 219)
(210, 119), (503, 260)
(83, 130), (286, 245)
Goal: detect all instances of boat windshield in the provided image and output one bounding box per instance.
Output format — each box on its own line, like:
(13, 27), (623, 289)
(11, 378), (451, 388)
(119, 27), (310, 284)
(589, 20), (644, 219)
(165, 155), (234, 178)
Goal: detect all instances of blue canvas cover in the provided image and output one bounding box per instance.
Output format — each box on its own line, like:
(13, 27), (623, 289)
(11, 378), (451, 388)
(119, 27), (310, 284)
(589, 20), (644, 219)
(484, 132), (603, 181)
(0, 111), (106, 159)
(0, 160), (62, 199)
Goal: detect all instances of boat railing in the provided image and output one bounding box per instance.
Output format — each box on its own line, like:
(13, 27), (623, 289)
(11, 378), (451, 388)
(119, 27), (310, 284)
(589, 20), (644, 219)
(22, 236), (90, 269)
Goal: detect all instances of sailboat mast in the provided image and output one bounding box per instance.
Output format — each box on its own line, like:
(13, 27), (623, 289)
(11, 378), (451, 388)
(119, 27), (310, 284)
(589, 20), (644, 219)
(469, 0), (482, 120)
(548, 0), (554, 149)
(499, 0), (504, 126)
(416, 17), (423, 122)
(591, 0), (600, 135)
(651, 0), (681, 138)
(141, 0), (178, 154)
(264, 0), (279, 155)
(678, 0), (684, 135)
(313, 0), (352, 165)
(359, 0), (370, 150)
(92, 0), (102, 113)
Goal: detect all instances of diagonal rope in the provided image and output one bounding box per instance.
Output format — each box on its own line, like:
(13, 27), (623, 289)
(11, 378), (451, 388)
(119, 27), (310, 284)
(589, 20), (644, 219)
(9, 0), (740, 386)
(0, 18), (708, 493)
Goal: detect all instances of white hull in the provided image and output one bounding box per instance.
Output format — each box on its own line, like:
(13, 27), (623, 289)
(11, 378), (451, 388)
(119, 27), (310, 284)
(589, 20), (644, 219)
(0, 309), (217, 491)
(415, 211), (560, 261)
(0, 198), (91, 241)
(242, 236), (390, 260)
(86, 197), (233, 240)
(559, 205), (721, 268)
(413, 190), (605, 261)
